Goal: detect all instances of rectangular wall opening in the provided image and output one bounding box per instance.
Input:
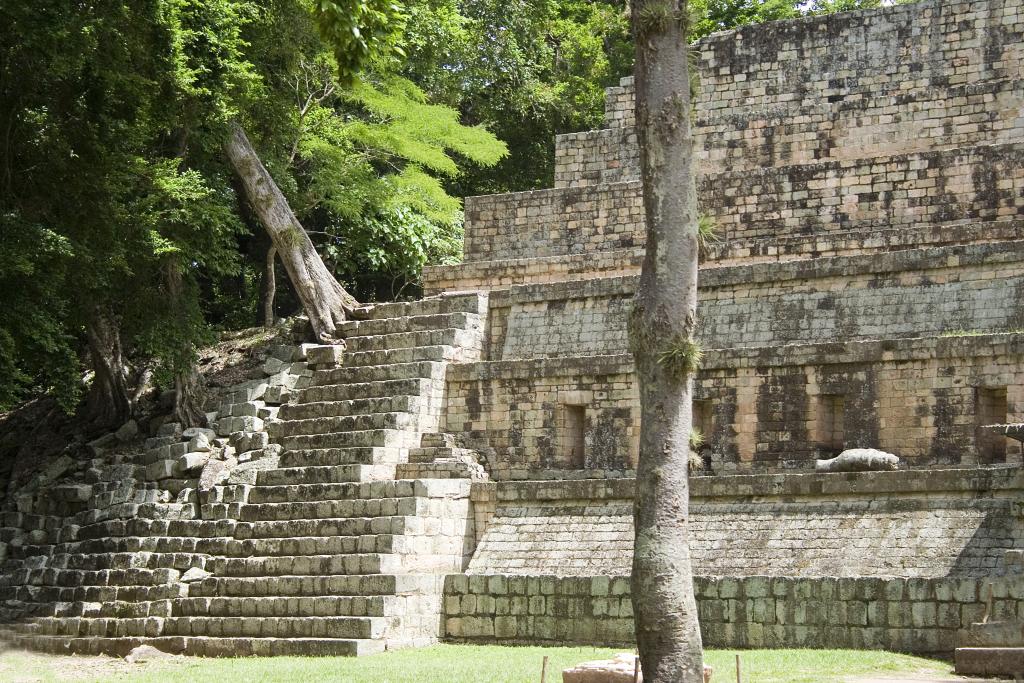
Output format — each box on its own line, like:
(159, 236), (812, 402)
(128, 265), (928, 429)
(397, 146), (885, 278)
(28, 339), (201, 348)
(977, 387), (1008, 463)
(693, 399), (713, 446)
(562, 404), (587, 469)
(816, 394), (845, 454)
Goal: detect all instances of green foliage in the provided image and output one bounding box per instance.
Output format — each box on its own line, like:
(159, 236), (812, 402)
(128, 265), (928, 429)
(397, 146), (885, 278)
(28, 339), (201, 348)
(313, 0), (407, 84)
(697, 214), (722, 256)
(658, 336), (704, 378)
(689, 427), (705, 450)
(0, 217), (79, 412)
(270, 65), (506, 299)
(689, 0), (797, 40)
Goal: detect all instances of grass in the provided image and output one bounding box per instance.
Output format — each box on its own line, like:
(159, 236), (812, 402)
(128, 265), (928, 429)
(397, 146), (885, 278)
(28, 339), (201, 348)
(0, 645), (957, 683)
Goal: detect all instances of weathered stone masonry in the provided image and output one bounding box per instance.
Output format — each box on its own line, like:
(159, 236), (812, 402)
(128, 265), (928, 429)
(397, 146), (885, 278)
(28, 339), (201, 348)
(425, 0), (1024, 650)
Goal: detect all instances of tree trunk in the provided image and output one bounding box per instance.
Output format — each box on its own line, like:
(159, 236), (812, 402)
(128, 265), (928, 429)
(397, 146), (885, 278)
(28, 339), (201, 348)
(165, 260), (207, 427)
(263, 245), (277, 328)
(82, 306), (132, 430)
(627, 1), (705, 681)
(225, 123), (359, 342)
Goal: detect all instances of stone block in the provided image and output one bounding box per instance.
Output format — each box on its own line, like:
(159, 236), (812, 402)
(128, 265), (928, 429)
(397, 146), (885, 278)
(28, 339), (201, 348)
(306, 344), (345, 367)
(178, 452), (211, 474)
(146, 459), (178, 481)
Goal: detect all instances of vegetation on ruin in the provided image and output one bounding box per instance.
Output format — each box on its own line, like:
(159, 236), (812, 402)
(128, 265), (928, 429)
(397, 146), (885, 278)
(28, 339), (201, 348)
(0, 0), (920, 441)
(0, 645), (961, 683)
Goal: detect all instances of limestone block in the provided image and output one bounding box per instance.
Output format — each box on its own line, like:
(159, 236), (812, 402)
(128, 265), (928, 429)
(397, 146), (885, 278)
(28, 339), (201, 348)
(183, 427), (216, 441)
(563, 654), (715, 683)
(146, 459), (178, 481)
(258, 406), (280, 421)
(125, 644), (180, 663)
(178, 452), (211, 473)
(180, 567), (212, 583)
(199, 459), (232, 491)
(188, 433), (212, 453)
(263, 356), (286, 375)
(263, 386), (291, 405)
(306, 344), (346, 367)
(227, 455), (281, 485)
(815, 449), (899, 473)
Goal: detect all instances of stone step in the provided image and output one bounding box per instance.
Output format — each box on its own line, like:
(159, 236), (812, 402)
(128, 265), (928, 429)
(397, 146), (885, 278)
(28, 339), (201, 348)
(0, 584), (186, 606)
(74, 518), (237, 542)
(188, 573), (443, 598)
(395, 461), (485, 480)
(256, 464), (398, 486)
(50, 552), (209, 572)
(12, 616), (163, 638)
(313, 361), (446, 387)
(174, 595), (391, 618)
(247, 479), (455, 504)
(356, 292), (488, 320)
(269, 412), (418, 439)
(2, 599), (170, 620)
(233, 516), (410, 539)
(298, 378), (429, 403)
(342, 345), (462, 368)
(0, 633), (385, 657)
(13, 567), (183, 588)
(279, 428), (422, 451)
(278, 447), (408, 469)
(279, 396), (416, 421)
(345, 328), (478, 354)
(222, 534), (399, 557)
(408, 446), (480, 463)
(209, 554), (401, 577)
(239, 498), (421, 521)
(337, 312), (481, 338)
(163, 615), (399, 640)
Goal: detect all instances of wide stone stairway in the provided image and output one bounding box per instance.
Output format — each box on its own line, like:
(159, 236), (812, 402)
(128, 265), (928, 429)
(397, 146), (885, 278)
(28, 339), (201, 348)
(0, 292), (489, 656)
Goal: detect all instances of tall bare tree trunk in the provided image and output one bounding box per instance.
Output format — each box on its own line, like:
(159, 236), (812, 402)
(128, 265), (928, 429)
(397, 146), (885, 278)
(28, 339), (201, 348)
(83, 306), (131, 430)
(225, 123), (359, 342)
(627, 0), (705, 680)
(165, 260), (207, 427)
(263, 245), (277, 328)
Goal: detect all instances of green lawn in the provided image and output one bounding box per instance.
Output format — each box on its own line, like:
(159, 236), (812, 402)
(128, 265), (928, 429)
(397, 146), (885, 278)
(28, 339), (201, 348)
(0, 645), (957, 683)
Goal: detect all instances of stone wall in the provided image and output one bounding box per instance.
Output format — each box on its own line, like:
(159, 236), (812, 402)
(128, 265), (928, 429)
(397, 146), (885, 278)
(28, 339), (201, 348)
(424, 219), (1023, 295)
(443, 573), (1024, 653)
(487, 242), (1024, 359)
(467, 469), (1024, 578)
(445, 335), (1024, 475)
(466, 143), (1024, 263)
(563, 0), (1024, 187)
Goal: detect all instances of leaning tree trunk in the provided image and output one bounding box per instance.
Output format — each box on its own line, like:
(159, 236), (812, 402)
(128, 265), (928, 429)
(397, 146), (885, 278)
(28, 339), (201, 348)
(225, 123), (359, 342)
(83, 306), (132, 430)
(627, 0), (705, 680)
(165, 260), (207, 427)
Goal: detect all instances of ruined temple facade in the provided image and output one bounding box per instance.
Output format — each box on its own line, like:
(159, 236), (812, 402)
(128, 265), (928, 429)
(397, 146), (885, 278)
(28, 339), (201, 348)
(1, 0), (1022, 658)
(426, 0), (1024, 477)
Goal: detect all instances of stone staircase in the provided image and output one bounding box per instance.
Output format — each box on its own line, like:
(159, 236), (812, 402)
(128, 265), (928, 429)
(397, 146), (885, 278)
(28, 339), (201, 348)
(0, 292), (489, 656)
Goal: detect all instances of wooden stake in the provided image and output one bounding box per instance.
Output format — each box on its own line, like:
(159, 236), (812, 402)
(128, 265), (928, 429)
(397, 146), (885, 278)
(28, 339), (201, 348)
(736, 653), (742, 683)
(540, 655), (548, 683)
(634, 655), (641, 683)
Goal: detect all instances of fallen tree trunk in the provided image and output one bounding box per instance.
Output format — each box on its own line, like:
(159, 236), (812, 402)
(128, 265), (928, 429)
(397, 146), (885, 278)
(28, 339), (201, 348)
(225, 123), (359, 342)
